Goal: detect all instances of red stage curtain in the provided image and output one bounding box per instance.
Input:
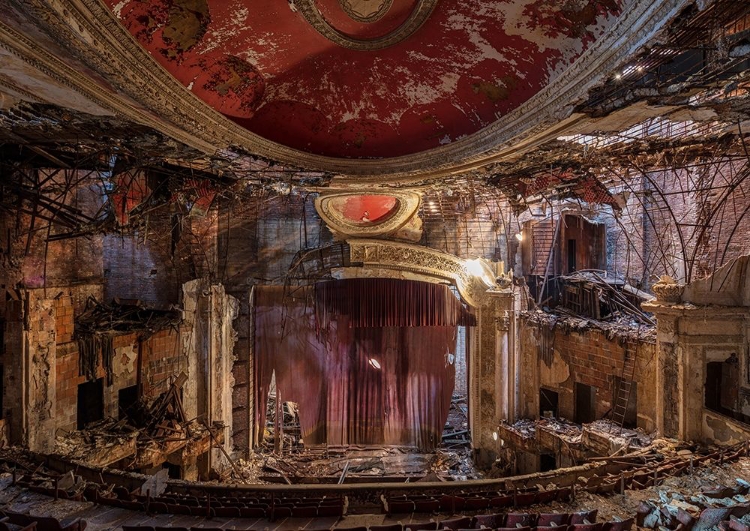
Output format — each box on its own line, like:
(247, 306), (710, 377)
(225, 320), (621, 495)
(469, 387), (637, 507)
(254, 279), (469, 450)
(315, 278), (475, 329)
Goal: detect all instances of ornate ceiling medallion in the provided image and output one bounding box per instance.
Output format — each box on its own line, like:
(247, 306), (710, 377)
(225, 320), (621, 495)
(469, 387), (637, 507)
(315, 191), (422, 240)
(294, 0), (439, 50)
(340, 0), (393, 23)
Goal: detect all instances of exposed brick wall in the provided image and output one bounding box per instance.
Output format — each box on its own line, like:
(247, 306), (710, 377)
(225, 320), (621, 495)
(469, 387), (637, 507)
(519, 316), (657, 431)
(55, 342), (106, 432)
(141, 328), (183, 400)
(54, 296), (75, 344)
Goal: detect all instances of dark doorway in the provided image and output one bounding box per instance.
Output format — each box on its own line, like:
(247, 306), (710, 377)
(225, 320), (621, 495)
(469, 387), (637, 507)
(567, 239), (577, 273)
(118, 385), (139, 421)
(77, 378), (104, 430)
(575, 382), (596, 424)
(705, 355), (742, 420)
(540, 388), (559, 418)
(613, 377), (638, 428)
(540, 453), (557, 472)
(163, 461), (182, 480)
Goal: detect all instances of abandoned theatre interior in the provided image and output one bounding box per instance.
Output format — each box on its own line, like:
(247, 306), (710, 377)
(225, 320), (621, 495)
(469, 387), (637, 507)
(0, 0), (749, 529)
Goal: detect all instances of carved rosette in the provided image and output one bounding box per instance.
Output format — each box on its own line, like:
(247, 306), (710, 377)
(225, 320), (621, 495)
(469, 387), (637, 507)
(348, 239), (496, 307)
(293, 0), (439, 51)
(340, 0), (394, 23)
(652, 281), (684, 304)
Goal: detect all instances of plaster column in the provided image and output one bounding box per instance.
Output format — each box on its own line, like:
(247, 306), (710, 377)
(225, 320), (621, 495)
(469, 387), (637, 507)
(470, 288), (518, 465)
(6, 290), (56, 453)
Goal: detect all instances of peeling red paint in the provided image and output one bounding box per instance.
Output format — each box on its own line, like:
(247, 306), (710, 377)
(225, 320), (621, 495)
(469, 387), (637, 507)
(187, 54), (265, 118)
(104, 0), (624, 158)
(331, 195), (399, 223)
(110, 170), (150, 226)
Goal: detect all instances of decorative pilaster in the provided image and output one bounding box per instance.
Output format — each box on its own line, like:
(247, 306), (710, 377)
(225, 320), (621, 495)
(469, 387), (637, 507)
(470, 288), (519, 465)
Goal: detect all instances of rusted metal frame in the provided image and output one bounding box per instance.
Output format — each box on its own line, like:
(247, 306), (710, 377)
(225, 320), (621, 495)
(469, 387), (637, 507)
(683, 155), (750, 281)
(717, 129), (750, 264)
(23, 169), (40, 256)
(603, 166), (673, 280)
(629, 160), (691, 280)
(536, 206), (562, 306)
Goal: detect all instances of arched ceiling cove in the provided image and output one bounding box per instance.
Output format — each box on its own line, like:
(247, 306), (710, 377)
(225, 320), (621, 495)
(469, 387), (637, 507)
(103, 0), (625, 159)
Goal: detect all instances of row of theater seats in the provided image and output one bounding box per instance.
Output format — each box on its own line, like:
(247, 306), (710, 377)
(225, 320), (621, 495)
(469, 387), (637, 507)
(385, 487), (572, 514)
(0, 510), (86, 531)
(87, 489), (345, 519)
(118, 510), (634, 531)
(582, 447), (749, 496)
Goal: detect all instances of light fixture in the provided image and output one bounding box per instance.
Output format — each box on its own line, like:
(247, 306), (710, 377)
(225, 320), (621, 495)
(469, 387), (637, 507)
(492, 431), (498, 441)
(514, 232), (523, 241)
(368, 358), (381, 369)
(465, 258), (496, 287)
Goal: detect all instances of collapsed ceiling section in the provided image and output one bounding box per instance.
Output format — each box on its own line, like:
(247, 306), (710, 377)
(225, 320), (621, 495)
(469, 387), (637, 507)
(0, 0), (747, 197)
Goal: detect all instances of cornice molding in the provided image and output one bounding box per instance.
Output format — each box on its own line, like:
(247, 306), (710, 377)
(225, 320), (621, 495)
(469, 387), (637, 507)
(294, 0), (438, 50)
(2, 0), (689, 181)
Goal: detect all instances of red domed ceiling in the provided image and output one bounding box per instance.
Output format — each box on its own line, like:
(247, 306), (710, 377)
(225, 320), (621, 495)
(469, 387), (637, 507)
(105, 0), (623, 159)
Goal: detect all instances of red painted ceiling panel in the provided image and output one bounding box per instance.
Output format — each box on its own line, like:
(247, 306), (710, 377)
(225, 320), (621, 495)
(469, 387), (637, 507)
(105, 0), (623, 158)
(330, 195), (399, 223)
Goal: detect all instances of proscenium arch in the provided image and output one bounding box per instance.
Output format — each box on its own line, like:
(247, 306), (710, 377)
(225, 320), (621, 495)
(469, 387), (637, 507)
(346, 239), (497, 308)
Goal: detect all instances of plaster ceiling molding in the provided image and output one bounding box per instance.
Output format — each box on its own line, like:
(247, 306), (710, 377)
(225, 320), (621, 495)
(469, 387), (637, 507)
(4, 0), (690, 182)
(294, 0), (438, 50)
(347, 238), (497, 307)
(315, 191), (422, 241)
(339, 0), (394, 23)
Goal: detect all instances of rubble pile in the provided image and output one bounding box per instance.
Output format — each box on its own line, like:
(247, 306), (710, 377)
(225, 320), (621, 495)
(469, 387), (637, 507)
(54, 373), (222, 470)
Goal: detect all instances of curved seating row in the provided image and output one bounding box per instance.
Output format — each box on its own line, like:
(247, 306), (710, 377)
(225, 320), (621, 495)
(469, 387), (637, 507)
(117, 510), (634, 531)
(0, 510), (86, 531)
(385, 487), (572, 514)
(91, 491), (344, 519)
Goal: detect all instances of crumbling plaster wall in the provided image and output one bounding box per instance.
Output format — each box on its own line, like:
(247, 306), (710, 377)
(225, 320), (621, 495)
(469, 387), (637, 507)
(645, 255), (750, 445)
(518, 318), (658, 432)
(5, 290), (57, 452)
(181, 280), (238, 468)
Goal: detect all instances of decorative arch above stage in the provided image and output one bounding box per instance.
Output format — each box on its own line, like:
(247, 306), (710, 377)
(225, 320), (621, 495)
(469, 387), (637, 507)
(346, 239), (499, 308)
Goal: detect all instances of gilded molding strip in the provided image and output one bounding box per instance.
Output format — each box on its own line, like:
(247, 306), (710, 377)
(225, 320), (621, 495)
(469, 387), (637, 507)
(339, 0), (394, 23)
(3, 0), (690, 181)
(293, 0), (438, 50)
(348, 238), (496, 308)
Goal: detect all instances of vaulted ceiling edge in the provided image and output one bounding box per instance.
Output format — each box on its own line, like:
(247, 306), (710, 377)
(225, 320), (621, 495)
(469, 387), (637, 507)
(6, 0), (689, 181)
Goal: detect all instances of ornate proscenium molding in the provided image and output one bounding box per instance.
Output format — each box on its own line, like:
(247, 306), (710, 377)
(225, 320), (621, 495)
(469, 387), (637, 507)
(347, 239), (497, 308)
(315, 191), (422, 241)
(293, 0), (439, 50)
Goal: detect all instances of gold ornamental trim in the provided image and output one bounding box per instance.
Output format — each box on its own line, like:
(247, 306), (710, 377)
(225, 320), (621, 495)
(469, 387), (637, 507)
(348, 239), (496, 308)
(3, 0), (690, 182)
(339, 0), (394, 23)
(294, 0), (438, 50)
(315, 191), (421, 238)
